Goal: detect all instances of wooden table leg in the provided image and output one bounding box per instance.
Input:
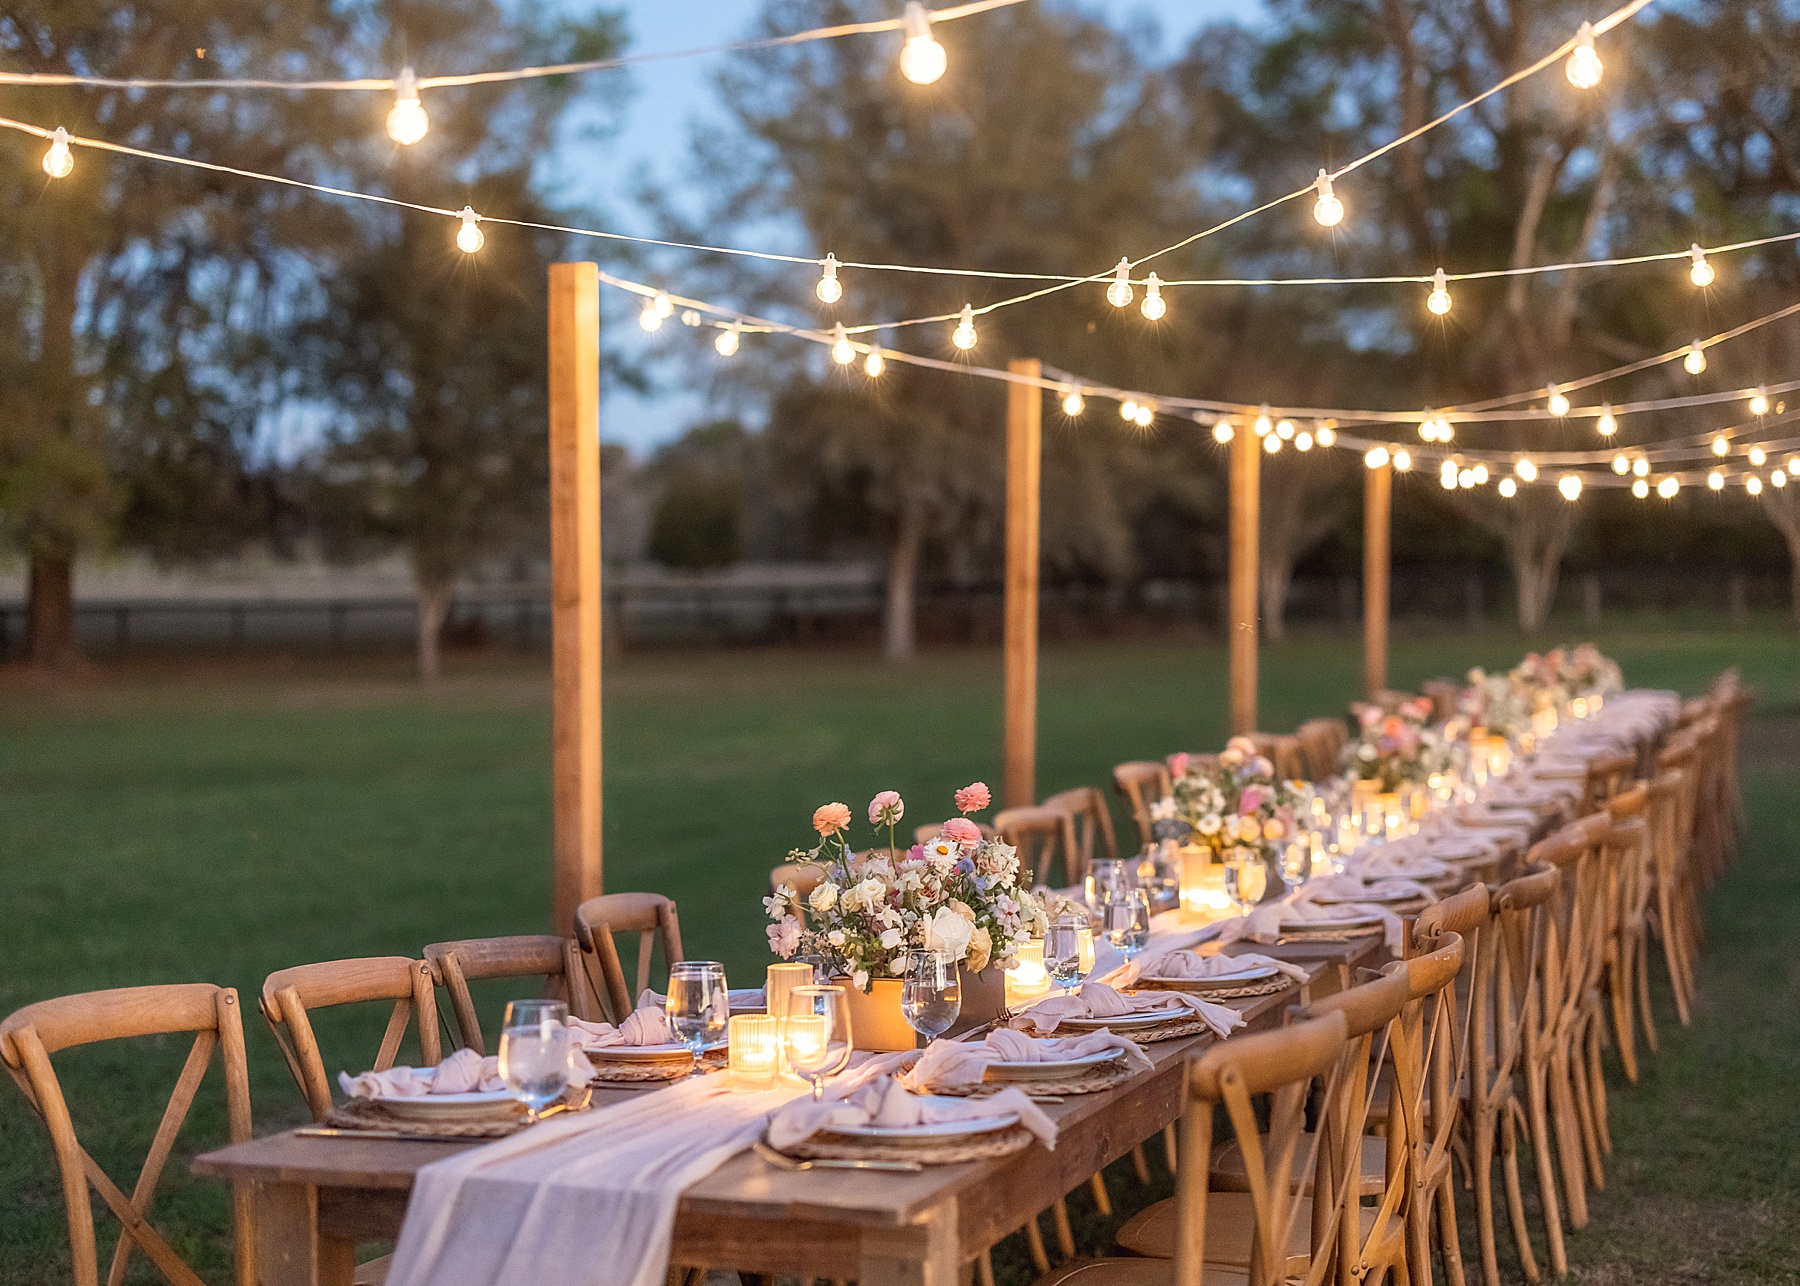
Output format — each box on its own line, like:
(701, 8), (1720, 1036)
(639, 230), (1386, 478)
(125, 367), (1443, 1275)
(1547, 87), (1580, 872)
(856, 1202), (959, 1286)
(254, 1181), (356, 1286)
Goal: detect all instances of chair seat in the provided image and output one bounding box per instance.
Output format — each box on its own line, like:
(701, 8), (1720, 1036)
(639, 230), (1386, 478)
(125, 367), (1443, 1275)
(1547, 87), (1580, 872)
(1211, 1133), (1388, 1196)
(1115, 1190), (1380, 1266)
(1035, 1258), (1249, 1285)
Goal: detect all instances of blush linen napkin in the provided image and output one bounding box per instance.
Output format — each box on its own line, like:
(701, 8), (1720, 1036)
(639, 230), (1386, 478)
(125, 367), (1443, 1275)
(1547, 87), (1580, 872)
(1302, 874), (1440, 906)
(1110, 947), (1308, 991)
(339, 1047), (508, 1100)
(1008, 982), (1243, 1040)
(900, 1028), (1151, 1093)
(767, 1065), (1058, 1150)
(566, 1007), (677, 1051)
(1213, 893), (1405, 953)
(1348, 851), (1456, 883)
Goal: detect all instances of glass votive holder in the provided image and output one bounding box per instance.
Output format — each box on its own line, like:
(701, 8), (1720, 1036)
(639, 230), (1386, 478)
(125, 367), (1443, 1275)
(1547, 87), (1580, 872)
(727, 1014), (779, 1088)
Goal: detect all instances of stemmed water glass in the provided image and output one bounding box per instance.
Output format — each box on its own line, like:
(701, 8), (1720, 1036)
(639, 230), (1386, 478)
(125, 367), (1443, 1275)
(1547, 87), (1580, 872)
(901, 949), (962, 1044)
(1045, 913), (1088, 995)
(1103, 887), (1151, 959)
(784, 984), (853, 1100)
(1223, 854), (1267, 917)
(666, 961), (730, 1062)
(498, 999), (571, 1122)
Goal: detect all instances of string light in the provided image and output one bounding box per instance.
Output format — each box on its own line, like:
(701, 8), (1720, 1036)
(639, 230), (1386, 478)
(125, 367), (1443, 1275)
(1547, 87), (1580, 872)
(41, 126), (73, 178)
(1062, 389), (1084, 416)
(386, 68), (429, 145)
(1747, 475), (1764, 495)
(1546, 384), (1570, 417)
(1366, 446), (1390, 469)
(816, 254), (843, 305)
(1426, 268), (1452, 316)
(1120, 400), (1139, 422)
(1774, 469), (1788, 488)
(454, 206), (483, 253)
(714, 324), (740, 357)
(1565, 22), (1603, 90)
(1392, 448), (1411, 470)
(1713, 436), (1730, 456)
(1499, 477), (1518, 498)
(639, 300), (663, 331)
(1709, 470), (1725, 490)
(1750, 446), (1767, 466)
(1213, 420), (1235, 443)
(1459, 468), (1476, 488)
(863, 347), (884, 377)
(1750, 387), (1770, 416)
(1657, 476), (1679, 498)
(1141, 272), (1166, 321)
(1439, 460), (1457, 489)
(1689, 244), (1715, 288)
(1312, 171), (1344, 228)
(1684, 341), (1707, 375)
(1106, 258), (1133, 309)
(1263, 429), (1282, 453)
(951, 304), (977, 350)
(1134, 401), (1155, 427)
(1612, 454), (1630, 474)
(1295, 429), (1315, 451)
(1317, 425), (1337, 447)
(1633, 457), (1650, 477)
(831, 322), (855, 365)
(653, 291), (674, 319)
(680, 309), (701, 326)
(1633, 478), (1650, 498)
(1275, 418), (1295, 440)
(1472, 463), (1489, 485)
(1597, 404), (1617, 436)
(1253, 408), (1273, 437)
(1559, 474), (1583, 501)
(898, 2), (948, 85)
(1516, 458), (1539, 482)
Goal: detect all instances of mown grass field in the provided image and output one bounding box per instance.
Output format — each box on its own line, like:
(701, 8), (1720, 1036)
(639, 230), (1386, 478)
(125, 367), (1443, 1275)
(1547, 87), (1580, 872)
(2, 627), (1795, 1283)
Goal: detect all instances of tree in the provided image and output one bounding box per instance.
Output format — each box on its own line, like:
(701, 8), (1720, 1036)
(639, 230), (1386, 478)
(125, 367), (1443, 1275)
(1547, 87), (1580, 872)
(645, 421), (752, 570)
(1261, 445), (1350, 640)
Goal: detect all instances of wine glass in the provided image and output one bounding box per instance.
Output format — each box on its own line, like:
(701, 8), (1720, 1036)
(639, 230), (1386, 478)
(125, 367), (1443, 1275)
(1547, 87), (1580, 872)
(1084, 858), (1127, 911)
(498, 999), (571, 1121)
(784, 985), (853, 1100)
(1104, 887), (1152, 959)
(1224, 854), (1266, 917)
(901, 950), (962, 1044)
(1045, 913), (1087, 994)
(666, 961), (729, 1061)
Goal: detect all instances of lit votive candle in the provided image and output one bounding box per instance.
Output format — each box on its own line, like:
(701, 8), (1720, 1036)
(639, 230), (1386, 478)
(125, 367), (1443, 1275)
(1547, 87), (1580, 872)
(785, 1014), (827, 1069)
(728, 1014), (778, 1088)
(1007, 939), (1050, 1003)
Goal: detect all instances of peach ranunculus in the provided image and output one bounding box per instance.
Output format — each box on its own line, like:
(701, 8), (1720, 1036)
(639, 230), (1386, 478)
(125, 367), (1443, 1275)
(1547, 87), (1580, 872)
(941, 817), (983, 847)
(954, 781), (991, 815)
(868, 790), (905, 827)
(812, 802), (853, 837)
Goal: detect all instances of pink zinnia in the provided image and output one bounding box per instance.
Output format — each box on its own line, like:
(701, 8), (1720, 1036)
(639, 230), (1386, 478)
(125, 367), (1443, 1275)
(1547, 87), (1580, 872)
(812, 802), (852, 837)
(954, 782), (991, 815)
(868, 790), (905, 827)
(1166, 752), (1190, 778)
(1238, 786), (1266, 814)
(942, 818), (983, 846)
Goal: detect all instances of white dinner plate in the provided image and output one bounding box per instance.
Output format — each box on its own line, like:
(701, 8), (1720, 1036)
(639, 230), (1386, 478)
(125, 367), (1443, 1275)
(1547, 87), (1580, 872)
(588, 1039), (723, 1062)
(830, 1108), (1018, 1140)
(984, 1049), (1124, 1081)
(1281, 911), (1383, 930)
(1311, 888), (1421, 907)
(375, 1090), (523, 1123)
(1053, 1006), (1188, 1032)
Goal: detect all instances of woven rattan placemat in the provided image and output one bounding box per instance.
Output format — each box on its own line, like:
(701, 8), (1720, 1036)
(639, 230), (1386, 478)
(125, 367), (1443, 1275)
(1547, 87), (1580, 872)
(323, 1098), (527, 1138)
(1130, 973), (1296, 1001)
(930, 1058), (1138, 1099)
(783, 1123), (1037, 1165)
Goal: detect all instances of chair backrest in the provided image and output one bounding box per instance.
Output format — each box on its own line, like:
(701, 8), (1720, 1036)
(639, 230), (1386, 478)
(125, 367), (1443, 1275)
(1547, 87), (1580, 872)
(1422, 678), (1464, 721)
(1041, 786), (1120, 870)
(994, 804), (1082, 888)
(260, 956), (440, 1122)
(1293, 718), (1347, 781)
(1582, 751), (1638, 811)
(1526, 814), (1610, 1041)
(912, 820), (996, 846)
(1411, 882), (1490, 951)
(1247, 732), (1307, 782)
(1, 985), (255, 1286)
(572, 892), (686, 1024)
(423, 935), (595, 1055)
(1111, 760), (1172, 851)
(1171, 1012), (1353, 1286)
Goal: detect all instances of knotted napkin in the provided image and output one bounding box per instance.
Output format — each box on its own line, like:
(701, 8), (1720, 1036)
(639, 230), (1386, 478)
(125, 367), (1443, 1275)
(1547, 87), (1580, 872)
(1301, 874), (1439, 906)
(339, 1047), (506, 1100)
(901, 1028), (1150, 1092)
(1009, 981), (1243, 1039)
(767, 1071), (1057, 1149)
(567, 1007), (677, 1051)
(1111, 948), (1308, 990)
(1213, 894), (1405, 952)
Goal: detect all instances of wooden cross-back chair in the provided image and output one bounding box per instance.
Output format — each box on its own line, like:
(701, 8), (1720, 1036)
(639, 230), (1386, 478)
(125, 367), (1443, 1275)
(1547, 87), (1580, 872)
(1038, 1010), (1354, 1286)
(1580, 751), (1638, 812)
(1, 985), (254, 1286)
(1294, 718), (1348, 782)
(994, 805), (1084, 889)
(1111, 761), (1172, 852)
(423, 935), (595, 1055)
(1598, 785), (1652, 1085)
(260, 957), (440, 1123)
(572, 892), (686, 1024)
(1247, 732), (1308, 783)
(1042, 786), (1120, 871)
(1643, 769), (1696, 1029)
(1655, 733), (1709, 1019)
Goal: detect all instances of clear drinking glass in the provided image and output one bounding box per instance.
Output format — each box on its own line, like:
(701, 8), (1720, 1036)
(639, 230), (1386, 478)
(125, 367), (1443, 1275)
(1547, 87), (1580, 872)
(1084, 858), (1128, 910)
(1224, 855), (1266, 917)
(901, 950), (962, 1044)
(1045, 914), (1088, 994)
(1104, 887), (1152, 959)
(784, 985), (853, 1100)
(498, 999), (570, 1121)
(666, 960), (730, 1059)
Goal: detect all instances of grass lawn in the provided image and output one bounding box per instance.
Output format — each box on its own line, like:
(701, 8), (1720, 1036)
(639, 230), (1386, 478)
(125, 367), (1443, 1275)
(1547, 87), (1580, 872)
(1, 626), (1796, 1283)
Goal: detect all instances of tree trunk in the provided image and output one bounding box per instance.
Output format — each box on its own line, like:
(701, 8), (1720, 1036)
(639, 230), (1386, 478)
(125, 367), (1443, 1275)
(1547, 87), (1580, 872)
(416, 580), (451, 682)
(25, 544), (77, 667)
(1510, 535), (1566, 636)
(882, 501), (923, 664)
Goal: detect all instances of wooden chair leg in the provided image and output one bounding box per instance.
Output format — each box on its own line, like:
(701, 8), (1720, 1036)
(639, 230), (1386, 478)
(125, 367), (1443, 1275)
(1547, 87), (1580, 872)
(1586, 1014), (1613, 1161)
(1501, 1101), (1541, 1285)
(1609, 950), (1639, 1083)
(1129, 1142), (1151, 1184)
(1087, 1171), (1112, 1217)
(1051, 1197), (1076, 1259)
(975, 1249), (995, 1286)
(1551, 1043), (1595, 1223)
(1162, 1123), (1178, 1172)
(1527, 1060), (1572, 1268)
(1473, 1112), (1501, 1286)
(1636, 930), (1660, 1054)
(1436, 1158), (1469, 1286)
(1024, 1215), (1050, 1274)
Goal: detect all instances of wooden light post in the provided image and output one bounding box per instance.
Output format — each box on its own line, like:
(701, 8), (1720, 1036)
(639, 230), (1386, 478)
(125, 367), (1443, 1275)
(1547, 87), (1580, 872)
(549, 263), (604, 930)
(1364, 459), (1392, 698)
(1003, 359), (1042, 810)
(1228, 425), (1260, 735)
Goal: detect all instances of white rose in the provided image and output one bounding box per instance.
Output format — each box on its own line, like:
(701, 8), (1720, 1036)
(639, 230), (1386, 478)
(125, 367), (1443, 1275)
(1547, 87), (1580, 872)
(852, 876), (886, 911)
(879, 927), (905, 950)
(922, 906), (975, 961)
(809, 882), (839, 913)
(827, 929), (846, 946)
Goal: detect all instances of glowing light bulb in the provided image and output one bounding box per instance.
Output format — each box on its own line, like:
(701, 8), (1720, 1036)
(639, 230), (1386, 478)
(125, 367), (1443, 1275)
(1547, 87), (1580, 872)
(1547, 384), (1570, 417)
(1566, 22), (1603, 90)
(1559, 474), (1584, 501)
(1312, 170), (1344, 227)
(1106, 258), (1133, 309)
(816, 254), (843, 305)
(1713, 436), (1730, 456)
(454, 207), (483, 254)
(1684, 341), (1707, 376)
(1612, 454), (1630, 475)
(1709, 470), (1725, 491)
(1276, 418), (1295, 440)
(1774, 470), (1789, 488)
(714, 325), (740, 357)
(1633, 478), (1650, 498)
(1747, 475), (1764, 496)
(1393, 449), (1412, 471)
(1427, 267), (1452, 316)
(1263, 431), (1282, 454)
(1141, 272), (1166, 321)
(1499, 477), (1518, 498)
(1472, 464), (1490, 485)
(1419, 417), (1436, 442)
(1750, 387), (1769, 416)
(1459, 468), (1476, 488)
(654, 291), (674, 319)
(42, 126), (73, 178)
(1062, 389), (1084, 417)
(1213, 421), (1235, 444)
(1295, 430), (1314, 451)
(1439, 461), (1458, 490)
(1253, 409), (1272, 437)
(1365, 446), (1390, 469)
(1120, 400), (1139, 422)
(1597, 404), (1617, 436)
(1657, 476), (1679, 499)
(899, 2), (948, 84)
(1317, 425), (1336, 446)
(1750, 446), (1767, 467)
(1517, 458), (1538, 483)
(951, 304), (976, 350)
(639, 301), (663, 331)
(831, 323), (855, 365)
(680, 310), (701, 327)
(1134, 402), (1155, 427)
(1689, 244), (1715, 288)
(386, 68), (429, 145)
(1633, 457), (1650, 477)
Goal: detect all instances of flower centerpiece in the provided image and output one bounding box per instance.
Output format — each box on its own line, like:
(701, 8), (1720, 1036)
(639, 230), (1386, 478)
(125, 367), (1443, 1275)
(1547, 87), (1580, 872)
(1343, 694), (1448, 791)
(1151, 737), (1303, 906)
(765, 782), (1045, 1047)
